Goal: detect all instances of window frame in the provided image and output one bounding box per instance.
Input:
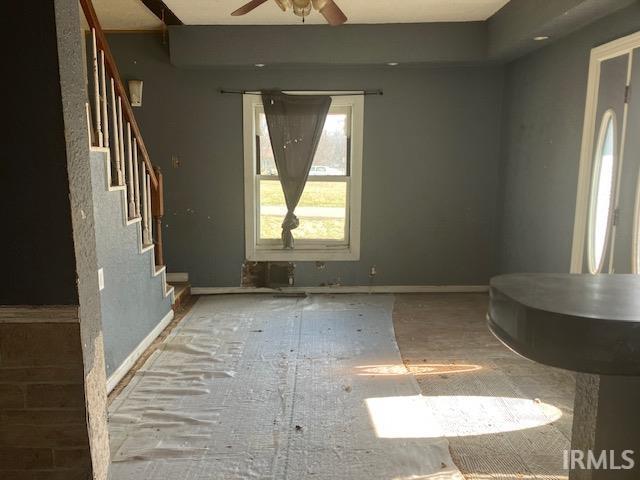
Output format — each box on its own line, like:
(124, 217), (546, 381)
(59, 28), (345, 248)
(243, 92), (364, 261)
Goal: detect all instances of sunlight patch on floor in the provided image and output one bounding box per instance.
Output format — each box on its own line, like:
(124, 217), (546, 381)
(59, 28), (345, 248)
(463, 475), (567, 480)
(356, 363), (482, 376)
(366, 395), (562, 439)
(393, 472), (465, 480)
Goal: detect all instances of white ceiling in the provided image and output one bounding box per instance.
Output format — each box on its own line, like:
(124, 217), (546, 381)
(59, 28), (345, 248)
(91, 0), (164, 30)
(169, 0), (510, 24)
(91, 0), (511, 29)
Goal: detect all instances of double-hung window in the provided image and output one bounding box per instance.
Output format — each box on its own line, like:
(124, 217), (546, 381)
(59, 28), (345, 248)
(243, 92), (364, 261)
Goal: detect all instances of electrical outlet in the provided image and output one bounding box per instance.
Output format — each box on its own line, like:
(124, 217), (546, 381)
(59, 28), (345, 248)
(369, 265), (377, 277)
(172, 155), (181, 169)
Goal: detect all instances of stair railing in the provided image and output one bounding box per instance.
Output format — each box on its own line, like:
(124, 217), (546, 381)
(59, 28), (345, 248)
(80, 0), (164, 267)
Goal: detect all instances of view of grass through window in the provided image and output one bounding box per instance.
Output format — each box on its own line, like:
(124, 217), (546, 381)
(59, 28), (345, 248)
(259, 180), (347, 241)
(257, 109), (350, 243)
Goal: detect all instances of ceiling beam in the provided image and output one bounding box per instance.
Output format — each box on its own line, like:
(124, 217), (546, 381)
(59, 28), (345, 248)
(487, 0), (636, 60)
(140, 0), (183, 26)
(169, 23), (488, 67)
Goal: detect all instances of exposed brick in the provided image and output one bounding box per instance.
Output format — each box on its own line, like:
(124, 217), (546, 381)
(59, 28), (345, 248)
(25, 384), (85, 409)
(0, 469), (91, 480)
(0, 447), (53, 469)
(53, 448), (91, 468)
(33, 468), (91, 480)
(0, 424), (90, 448)
(0, 324), (83, 367)
(0, 471), (33, 480)
(0, 384), (24, 408)
(1, 409), (86, 426)
(0, 366), (84, 384)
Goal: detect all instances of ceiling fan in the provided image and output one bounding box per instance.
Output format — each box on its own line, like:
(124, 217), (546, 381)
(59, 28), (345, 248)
(232, 0), (348, 26)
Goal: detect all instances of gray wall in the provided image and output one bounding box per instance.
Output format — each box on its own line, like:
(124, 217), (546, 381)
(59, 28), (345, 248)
(169, 23), (488, 66)
(90, 151), (172, 377)
(495, 2), (640, 274)
(108, 33), (504, 288)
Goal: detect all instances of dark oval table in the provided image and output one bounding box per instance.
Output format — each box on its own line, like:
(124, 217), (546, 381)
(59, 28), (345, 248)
(488, 273), (640, 479)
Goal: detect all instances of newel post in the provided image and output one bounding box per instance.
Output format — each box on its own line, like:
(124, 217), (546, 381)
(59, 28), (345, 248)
(151, 166), (165, 266)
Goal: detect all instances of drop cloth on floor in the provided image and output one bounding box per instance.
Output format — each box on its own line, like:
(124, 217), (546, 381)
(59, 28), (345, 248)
(108, 294), (462, 479)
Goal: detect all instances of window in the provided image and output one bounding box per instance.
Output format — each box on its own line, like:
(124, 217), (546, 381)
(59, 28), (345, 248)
(243, 93), (363, 261)
(587, 110), (617, 274)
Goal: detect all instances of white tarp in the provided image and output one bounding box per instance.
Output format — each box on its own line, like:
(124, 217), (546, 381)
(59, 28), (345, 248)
(108, 294), (462, 479)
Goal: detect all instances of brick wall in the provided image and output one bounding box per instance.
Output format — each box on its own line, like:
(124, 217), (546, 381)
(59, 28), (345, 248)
(0, 309), (93, 479)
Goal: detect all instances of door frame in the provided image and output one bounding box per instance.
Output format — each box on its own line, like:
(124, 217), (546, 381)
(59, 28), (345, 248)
(570, 30), (640, 273)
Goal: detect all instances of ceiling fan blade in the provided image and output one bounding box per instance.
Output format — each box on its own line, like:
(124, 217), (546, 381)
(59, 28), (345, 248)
(231, 0), (270, 16)
(274, 0), (291, 12)
(318, 0), (347, 26)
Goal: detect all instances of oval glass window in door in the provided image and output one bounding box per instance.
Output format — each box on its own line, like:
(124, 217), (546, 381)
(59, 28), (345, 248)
(588, 110), (617, 274)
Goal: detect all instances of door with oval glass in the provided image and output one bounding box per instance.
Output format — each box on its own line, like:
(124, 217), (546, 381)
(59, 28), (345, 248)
(611, 48), (640, 273)
(580, 49), (640, 274)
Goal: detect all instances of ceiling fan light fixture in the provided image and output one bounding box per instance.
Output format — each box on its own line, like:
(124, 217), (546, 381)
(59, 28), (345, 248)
(232, 0), (346, 25)
(292, 0), (312, 17)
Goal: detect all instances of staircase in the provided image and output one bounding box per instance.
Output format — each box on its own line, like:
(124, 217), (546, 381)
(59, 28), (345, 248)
(79, 0), (178, 387)
(80, 0), (173, 305)
(90, 148), (174, 304)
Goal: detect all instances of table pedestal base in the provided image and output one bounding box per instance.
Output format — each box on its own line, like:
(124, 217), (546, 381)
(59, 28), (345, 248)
(570, 374), (640, 479)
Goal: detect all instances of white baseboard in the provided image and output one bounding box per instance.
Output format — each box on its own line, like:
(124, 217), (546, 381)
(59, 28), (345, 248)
(166, 272), (189, 283)
(107, 309), (174, 394)
(191, 285), (489, 295)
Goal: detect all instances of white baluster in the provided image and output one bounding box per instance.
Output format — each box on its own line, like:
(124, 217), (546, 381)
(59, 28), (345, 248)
(90, 29), (103, 147)
(99, 51), (109, 149)
(146, 173), (154, 245)
(133, 138), (141, 218)
(126, 123), (136, 217)
(141, 170), (151, 245)
(117, 97), (126, 186)
(85, 103), (92, 147)
(110, 79), (123, 185)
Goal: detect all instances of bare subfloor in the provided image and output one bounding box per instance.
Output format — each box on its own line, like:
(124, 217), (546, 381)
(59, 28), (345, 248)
(393, 293), (576, 480)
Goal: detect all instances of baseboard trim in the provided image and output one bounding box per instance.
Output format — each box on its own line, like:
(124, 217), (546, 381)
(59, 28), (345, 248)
(166, 272), (189, 283)
(106, 308), (174, 394)
(191, 285), (489, 295)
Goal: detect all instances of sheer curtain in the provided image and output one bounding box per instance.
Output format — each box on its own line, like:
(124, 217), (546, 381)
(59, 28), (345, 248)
(262, 91), (332, 248)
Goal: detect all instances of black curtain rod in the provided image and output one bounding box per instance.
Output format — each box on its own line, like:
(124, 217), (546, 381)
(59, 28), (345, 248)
(219, 89), (383, 96)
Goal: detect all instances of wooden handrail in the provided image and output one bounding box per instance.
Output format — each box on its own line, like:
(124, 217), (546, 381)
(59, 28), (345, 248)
(79, 0), (158, 189)
(81, 0), (166, 272)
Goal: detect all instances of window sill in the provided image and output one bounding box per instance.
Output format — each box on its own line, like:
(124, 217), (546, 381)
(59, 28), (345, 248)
(247, 247), (360, 262)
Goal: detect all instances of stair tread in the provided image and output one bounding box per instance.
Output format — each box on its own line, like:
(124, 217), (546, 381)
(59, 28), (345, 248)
(171, 283), (190, 297)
